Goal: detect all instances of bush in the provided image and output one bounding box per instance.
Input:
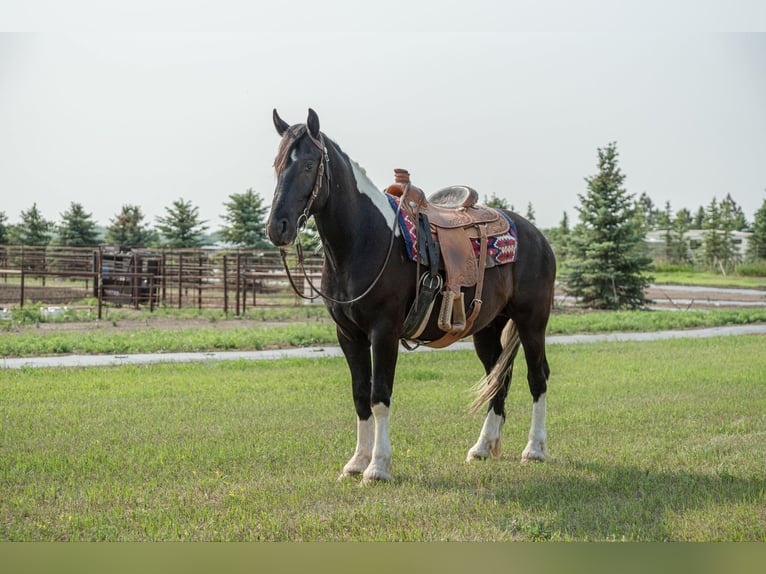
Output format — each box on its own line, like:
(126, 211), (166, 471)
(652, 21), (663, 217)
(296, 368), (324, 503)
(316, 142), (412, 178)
(737, 262), (766, 277)
(652, 263), (697, 274)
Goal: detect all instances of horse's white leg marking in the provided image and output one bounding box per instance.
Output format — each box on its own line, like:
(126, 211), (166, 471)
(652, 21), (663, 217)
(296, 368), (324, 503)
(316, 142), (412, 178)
(340, 416), (374, 478)
(467, 410), (505, 461)
(362, 403), (393, 482)
(521, 392), (547, 462)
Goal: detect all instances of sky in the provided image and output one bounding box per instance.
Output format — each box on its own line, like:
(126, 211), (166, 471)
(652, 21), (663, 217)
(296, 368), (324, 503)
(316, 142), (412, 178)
(1, 2), (765, 233)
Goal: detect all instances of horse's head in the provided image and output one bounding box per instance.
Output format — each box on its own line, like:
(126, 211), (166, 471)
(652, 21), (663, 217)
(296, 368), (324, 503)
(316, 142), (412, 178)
(266, 108), (330, 247)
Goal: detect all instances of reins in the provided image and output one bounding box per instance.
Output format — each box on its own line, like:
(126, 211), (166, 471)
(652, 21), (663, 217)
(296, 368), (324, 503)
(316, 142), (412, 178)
(278, 130), (407, 305)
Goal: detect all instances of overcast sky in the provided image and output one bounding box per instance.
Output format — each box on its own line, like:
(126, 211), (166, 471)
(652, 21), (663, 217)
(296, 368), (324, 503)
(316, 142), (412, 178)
(1, 2), (765, 232)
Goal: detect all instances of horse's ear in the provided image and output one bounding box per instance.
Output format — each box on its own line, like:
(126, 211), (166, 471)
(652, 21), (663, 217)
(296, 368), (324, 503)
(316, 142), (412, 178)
(307, 108), (320, 139)
(273, 109), (289, 136)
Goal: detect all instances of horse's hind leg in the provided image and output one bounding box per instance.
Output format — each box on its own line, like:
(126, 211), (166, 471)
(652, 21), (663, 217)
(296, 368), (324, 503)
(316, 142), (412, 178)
(517, 321), (550, 462)
(467, 319), (520, 461)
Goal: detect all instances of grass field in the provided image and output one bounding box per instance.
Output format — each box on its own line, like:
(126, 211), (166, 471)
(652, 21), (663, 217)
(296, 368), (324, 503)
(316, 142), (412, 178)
(652, 270), (766, 289)
(2, 308), (765, 358)
(2, 335), (764, 541)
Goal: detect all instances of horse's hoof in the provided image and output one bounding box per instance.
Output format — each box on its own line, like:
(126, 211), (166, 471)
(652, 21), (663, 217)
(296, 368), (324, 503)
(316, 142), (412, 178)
(338, 469), (362, 481)
(466, 448), (489, 462)
(521, 441), (547, 463)
(362, 463), (392, 483)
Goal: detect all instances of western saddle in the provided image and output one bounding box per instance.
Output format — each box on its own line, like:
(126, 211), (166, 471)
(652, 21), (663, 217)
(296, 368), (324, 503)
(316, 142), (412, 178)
(385, 169), (510, 348)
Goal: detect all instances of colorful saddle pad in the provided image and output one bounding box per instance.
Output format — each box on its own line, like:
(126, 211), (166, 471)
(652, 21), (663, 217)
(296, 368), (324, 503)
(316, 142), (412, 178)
(385, 194), (519, 268)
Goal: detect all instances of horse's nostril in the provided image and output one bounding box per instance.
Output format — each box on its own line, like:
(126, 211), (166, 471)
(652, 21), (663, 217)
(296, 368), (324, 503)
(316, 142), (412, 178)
(280, 220), (288, 235)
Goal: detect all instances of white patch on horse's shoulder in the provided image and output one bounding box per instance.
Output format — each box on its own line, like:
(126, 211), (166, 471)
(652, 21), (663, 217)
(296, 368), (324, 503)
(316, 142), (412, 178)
(350, 160), (398, 232)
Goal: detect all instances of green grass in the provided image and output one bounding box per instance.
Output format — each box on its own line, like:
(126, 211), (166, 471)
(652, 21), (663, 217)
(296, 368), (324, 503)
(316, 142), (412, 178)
(2, 308), (765, 358)
(1, 335), (764, 541)
(652, 270), (766, 289)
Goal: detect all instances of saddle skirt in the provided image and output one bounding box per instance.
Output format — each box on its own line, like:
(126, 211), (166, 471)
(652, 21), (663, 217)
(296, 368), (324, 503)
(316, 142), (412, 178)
(385, 194), (519, 273)
(383, 169), (518, 347)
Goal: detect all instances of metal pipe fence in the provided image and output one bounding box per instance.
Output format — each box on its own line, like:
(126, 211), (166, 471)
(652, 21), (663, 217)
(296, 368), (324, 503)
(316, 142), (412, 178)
(0, 245), (323, 318)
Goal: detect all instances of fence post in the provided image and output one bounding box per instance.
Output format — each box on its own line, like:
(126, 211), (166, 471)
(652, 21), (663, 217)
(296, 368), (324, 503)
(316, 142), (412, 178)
(149, 274), (155, 312)
(178, 253), (183, 309)
(198, 253), (203, 310)
(97, 249), (103, 320)
(235, 252), (241, 316)
(223, 255), (229, 314)
(20, 269), (25, 308)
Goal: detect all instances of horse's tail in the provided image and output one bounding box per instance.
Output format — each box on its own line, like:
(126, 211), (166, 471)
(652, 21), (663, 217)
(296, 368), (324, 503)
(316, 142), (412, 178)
(469, 320), (521, 413)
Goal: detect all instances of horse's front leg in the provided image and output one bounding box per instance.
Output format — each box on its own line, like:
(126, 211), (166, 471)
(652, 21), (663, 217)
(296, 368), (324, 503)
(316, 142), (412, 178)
(337, 329), (374, 478)
(362, 332), (399, 483)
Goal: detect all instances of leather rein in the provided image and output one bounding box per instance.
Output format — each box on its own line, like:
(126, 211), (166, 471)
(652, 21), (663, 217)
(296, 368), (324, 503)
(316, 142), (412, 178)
(278, 129), (407, 305)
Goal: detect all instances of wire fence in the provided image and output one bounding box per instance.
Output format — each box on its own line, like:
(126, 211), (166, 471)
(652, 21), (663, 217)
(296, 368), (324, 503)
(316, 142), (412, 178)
(0, 245), (324, 318)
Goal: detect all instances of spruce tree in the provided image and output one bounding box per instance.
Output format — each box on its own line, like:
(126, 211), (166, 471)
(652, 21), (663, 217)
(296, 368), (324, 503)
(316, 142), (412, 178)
(155, 198), (209, 248)
(57, 202), (100, 246)
(747, 192), (766, 261)
(220, 188), (270, 249)
(15, 203), (53, 245)
(0, 211), (7, 244)
(564, 142), (653, 309)
(105, 205), (157, 247)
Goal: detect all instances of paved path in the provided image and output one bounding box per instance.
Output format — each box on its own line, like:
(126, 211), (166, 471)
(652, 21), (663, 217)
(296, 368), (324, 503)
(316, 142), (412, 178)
(2, 324), (765, 370)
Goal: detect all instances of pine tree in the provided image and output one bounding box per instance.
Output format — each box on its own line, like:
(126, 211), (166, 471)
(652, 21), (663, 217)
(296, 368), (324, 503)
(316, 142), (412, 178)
(670, 208), (693, 265)
(701, 197), (739, 274)
(564, 142), (653, 309)
(721, 193), (748, 231)
(15, 203), (53, 245)
(484, 193), (510, 210)
(0, 211), (7, 244)
(57, 202), (100, 246)
(155, 198), (209, 248)
(746, 192), (766, 261)
(105, 205), (157, 247)
(220, 188), (270, 249)
(524, 202), (536, 224)
(693, 206), (706, 229)
(548, 211), (570, 262)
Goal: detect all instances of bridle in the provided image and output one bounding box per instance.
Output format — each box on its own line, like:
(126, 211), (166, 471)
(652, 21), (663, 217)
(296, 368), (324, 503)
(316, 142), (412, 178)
(275, 126), (406, 305)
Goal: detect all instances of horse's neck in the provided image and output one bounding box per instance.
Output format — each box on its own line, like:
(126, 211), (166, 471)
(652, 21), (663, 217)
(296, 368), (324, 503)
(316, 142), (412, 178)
(315, 153), (395, 271)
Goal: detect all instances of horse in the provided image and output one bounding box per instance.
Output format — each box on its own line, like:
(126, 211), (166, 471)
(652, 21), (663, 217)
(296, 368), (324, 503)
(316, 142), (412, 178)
(266, 108), (556, 482)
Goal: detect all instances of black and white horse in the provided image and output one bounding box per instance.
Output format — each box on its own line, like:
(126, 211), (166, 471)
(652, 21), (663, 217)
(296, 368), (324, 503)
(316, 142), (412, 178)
(267, 109), (556, 482)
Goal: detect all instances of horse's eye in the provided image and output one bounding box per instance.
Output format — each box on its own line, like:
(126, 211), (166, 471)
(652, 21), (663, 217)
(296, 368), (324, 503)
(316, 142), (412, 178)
(305, 161), (314, 172)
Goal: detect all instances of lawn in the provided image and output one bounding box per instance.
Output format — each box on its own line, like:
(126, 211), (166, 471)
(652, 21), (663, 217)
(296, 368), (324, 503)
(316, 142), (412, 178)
(1, 335), (764, 541)
(2, 308), (765, 358)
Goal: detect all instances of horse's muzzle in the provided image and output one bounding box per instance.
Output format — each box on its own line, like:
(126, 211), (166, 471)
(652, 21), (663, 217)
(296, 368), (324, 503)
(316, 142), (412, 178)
(266, 216), (297, 248)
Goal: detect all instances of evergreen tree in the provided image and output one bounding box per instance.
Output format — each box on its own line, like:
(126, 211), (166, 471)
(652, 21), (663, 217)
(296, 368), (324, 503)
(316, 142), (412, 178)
(746, 192), (766, 261)
(656, 201), (674, 262)
(57, 202), (100, 246)
(105, 205), (157, 247)
(220, 188), (270, 249)
(484, 193), (510, 210)
(701, 196), (739, 274)
(524, 201), (536, 224)
(549, 210), (570, 262)
(721, 193), (748, 231)
(670, 208), (693, 265)
(15, 203), (53, 245)
(635, 192), (660, 230)
(564, 142), (653, 309)
(0, 211), (7, 244)
(693, 206), (706, 228)
(155, 198), (209, 248)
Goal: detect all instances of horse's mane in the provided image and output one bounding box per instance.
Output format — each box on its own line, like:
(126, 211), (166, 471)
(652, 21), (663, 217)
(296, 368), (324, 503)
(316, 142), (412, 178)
(349, 159), (381, 196)
(273, 124), (382, 198)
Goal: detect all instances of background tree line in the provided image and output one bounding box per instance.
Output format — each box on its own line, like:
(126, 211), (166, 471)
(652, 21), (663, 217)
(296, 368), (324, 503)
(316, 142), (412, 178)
(1, 148), (764, 310)
(0, 188), (271, 251)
